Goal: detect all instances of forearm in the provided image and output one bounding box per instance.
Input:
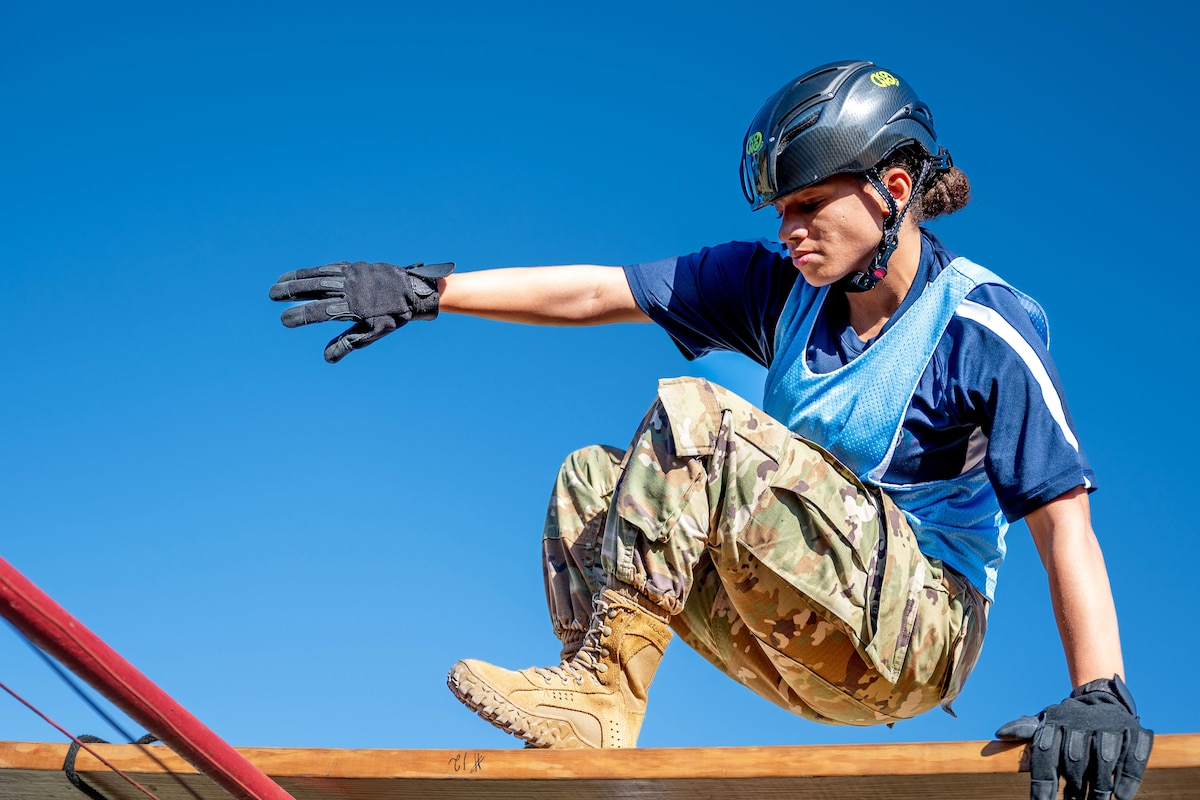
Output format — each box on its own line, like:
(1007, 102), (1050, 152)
(1027, 487), (1125, 687)
(439, 265), (650, 326)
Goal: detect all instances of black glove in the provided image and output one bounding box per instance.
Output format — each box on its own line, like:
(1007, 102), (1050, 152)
(996, 675), (1153, 800)
(269, 260), (455, 363)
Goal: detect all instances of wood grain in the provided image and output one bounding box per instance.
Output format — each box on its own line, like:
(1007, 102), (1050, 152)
(2, 735), (1196, 800)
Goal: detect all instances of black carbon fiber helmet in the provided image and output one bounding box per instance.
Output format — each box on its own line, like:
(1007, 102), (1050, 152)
(741, 60), (944, 210)
(741, 60), (951, 291)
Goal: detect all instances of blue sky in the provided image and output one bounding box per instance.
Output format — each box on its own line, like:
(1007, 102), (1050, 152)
(3, 1), (1196, 755)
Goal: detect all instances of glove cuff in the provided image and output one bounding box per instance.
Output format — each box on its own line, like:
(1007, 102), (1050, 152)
(405, 262), (454, 322)
(1070, 674), (1138, 716)
(408, 273), (442, 321)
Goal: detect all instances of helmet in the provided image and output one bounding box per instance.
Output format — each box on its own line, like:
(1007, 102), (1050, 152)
(740, 60), (951, 291)
(740, 60), (943, 211)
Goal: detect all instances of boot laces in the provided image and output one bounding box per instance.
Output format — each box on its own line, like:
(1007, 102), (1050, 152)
(534, 596), (620, 685)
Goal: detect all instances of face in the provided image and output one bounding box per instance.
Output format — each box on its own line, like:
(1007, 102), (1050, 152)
(773, 174), (890, 287)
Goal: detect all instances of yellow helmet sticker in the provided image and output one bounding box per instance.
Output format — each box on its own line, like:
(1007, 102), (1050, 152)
(870, 70), (899, 88)
(746, 131), (764, 155)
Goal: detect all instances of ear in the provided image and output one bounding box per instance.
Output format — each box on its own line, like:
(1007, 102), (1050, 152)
(881, 166), (914, 210)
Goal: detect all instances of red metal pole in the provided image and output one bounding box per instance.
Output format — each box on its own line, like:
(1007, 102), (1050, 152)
(0, 555), (295, 800)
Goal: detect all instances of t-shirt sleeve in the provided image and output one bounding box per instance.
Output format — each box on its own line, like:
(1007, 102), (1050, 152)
(950, 284), (1097, 521)
(623, 240), (797, 367)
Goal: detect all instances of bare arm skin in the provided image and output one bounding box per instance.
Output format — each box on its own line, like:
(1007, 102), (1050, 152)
(1025, 486), (1126, 688)
(438, 265), (651, 326)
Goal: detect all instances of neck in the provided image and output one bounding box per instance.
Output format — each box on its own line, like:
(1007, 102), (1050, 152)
(845, 225), (922, 340)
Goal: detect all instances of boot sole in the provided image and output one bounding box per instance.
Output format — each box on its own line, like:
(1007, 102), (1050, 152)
(446, 662), (590, 749)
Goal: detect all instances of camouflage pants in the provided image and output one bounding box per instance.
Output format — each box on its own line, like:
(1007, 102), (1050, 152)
(542, 377), (986, 726)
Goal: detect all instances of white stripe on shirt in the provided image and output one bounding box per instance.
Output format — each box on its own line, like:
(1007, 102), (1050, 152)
(956, 298), (1080, 451)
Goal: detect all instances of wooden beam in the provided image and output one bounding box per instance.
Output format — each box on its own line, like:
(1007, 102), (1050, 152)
(2, 735), (1197, 800)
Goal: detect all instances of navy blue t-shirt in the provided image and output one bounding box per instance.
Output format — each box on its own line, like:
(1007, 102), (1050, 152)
(623, 230), (1095, 522)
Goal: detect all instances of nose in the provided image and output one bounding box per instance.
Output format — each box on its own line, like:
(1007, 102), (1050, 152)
(778, 210), (808, 245)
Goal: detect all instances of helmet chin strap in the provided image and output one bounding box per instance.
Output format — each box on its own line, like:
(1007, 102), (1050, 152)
(840, 160), (932, 293)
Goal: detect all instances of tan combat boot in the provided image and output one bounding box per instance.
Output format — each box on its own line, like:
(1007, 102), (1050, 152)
(447, 588), (672, 748)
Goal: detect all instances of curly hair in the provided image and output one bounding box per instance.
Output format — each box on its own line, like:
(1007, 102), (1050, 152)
(880, 145), (972, 223)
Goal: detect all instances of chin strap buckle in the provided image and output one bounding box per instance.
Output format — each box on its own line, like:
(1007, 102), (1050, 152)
(844, 269), (883, 292)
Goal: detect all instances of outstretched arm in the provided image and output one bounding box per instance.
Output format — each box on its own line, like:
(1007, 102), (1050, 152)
(439, 265), (651, 326)
(271, 260), (650, 362)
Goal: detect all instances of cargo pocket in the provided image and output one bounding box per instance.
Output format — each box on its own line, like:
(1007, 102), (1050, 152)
(608, 378), (725, 548)
(738, 437), (923, 685)
(939, 580), (988, 714)
(605, 377), (780, 606)
(858, 491), (926, 684)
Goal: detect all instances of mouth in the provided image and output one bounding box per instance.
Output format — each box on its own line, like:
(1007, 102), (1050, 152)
(789, 251), (815, 266)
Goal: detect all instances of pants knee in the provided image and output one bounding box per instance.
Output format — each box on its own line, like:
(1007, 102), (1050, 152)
(558, 444), (625, 488)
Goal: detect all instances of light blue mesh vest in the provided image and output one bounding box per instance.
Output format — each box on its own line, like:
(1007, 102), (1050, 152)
(762, 258), (1048, 601)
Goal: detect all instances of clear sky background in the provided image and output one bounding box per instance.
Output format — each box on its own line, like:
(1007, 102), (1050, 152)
(3, 1), (1196, 756)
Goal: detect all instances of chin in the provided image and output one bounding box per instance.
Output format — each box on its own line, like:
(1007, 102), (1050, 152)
(799, 269), (847, 288)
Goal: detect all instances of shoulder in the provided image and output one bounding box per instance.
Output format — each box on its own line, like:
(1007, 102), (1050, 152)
(915, 232), (1051, 350)
(937, 265), (1067, 431)
(622, 241), (799, 366)
(628, 239), (786, 271)
(952, 270), (1050, 351)
(679, 239), (791, 276)
(926, 252), (1061, 400)
(625, 240), (791, 292)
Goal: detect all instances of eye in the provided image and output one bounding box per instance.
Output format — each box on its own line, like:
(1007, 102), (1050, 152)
(776, 195), (824, 221)
(778, 199), (821, 218)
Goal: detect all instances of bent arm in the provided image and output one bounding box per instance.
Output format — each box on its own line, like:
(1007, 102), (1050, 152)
(1025, 486), (1125, 687)
(439, 265), (651, 326)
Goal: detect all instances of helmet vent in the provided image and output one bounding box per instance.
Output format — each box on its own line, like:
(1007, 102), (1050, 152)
(777, 111), (821, 151)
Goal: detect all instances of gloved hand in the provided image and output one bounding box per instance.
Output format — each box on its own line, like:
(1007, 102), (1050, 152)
(996, 675), (1153, 800)
(269, 260), (455, 363)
